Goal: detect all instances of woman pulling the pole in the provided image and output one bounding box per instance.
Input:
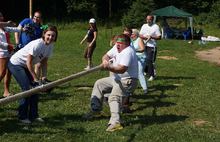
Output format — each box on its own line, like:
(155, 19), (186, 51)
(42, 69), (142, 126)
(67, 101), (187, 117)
(8, 25), (58, 124)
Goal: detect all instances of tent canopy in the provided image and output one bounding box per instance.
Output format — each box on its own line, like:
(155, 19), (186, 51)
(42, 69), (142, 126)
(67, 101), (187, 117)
(151, 5), (192, 17)
(151, 6), (193, 39)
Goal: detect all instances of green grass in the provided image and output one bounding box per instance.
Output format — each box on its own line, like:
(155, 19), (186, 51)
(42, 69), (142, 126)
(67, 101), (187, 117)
(0, 23), (220, 142)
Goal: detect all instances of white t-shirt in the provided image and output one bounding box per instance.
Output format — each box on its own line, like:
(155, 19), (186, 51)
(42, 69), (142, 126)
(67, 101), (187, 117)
(0, 27), (21, 58)
(140, 23), (161, 47)
(107, 45), (138, 80)
(10, 38), (54, 67)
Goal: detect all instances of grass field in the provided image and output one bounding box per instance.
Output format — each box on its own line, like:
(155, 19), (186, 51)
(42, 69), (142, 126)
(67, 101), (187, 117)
(0, 24), (220, 142)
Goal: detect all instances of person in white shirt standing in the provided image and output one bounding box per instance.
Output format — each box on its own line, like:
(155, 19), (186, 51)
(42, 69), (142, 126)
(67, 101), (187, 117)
(0, 12), (22, 97)
(84, 34), (138, 132)
(139, 15), (161, 81)
(8, 25), (58, 124)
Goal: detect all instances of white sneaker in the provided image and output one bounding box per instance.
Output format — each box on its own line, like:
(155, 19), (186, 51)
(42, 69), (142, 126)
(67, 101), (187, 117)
(148, 76), (154, 81)
(106, 123), (123, 132)
(35, 117), (44, 123)
(20, 119), (31, 124)
(84, 66), (91, 70)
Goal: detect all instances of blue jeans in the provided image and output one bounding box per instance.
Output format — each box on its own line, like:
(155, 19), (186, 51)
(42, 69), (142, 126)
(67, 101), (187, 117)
(137, 57), (147, 91)
(8, 61), (39, 120)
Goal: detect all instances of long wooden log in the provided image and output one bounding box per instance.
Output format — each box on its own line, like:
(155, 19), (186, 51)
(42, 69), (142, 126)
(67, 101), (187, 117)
(0, 65), (102, 106)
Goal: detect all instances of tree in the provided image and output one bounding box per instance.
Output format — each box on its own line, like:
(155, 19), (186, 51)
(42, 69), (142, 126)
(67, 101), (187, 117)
(64, 0), (98, 19)
(209, 0), (220, 27)
(121, 0), (155, 28)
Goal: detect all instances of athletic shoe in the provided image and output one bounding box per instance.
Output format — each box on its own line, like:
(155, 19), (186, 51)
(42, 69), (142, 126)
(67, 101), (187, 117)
(148, 76), (154, 81)
(83, 111), (101, 120)
(84, 66), (91, 70)
(84, 65), (94, 70)
(20, 119), (31, 124)
(35, 117), (44, 123)
(106, 123), (123, 132)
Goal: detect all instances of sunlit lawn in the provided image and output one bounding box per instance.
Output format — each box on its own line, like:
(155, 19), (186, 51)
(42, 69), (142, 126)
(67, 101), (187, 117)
(0, 24), (220, 142)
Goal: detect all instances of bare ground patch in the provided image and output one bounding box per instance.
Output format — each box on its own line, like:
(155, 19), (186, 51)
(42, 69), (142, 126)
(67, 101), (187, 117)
(158, 56), (178, 60)
(195, 47), (220, 66)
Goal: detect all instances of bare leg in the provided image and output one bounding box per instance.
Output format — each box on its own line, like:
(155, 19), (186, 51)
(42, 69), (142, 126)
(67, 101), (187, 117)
(3, 69), (11, 97)
(0, 58), (8, 97)
(0, 58), (7, 80)
(88, 58), (92, 68)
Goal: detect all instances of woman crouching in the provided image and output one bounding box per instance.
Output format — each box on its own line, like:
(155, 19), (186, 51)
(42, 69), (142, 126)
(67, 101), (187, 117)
(8, 25), (58, 124)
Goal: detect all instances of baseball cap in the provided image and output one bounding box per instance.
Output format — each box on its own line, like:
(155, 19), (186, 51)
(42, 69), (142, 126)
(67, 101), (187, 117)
(89, 18), (96, 24)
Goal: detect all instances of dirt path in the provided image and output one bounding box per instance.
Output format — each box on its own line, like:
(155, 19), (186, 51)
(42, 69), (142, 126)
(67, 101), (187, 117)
(195, 47), (220, 66)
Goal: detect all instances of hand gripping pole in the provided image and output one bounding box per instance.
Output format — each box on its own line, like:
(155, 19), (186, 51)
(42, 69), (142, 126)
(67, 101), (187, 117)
(0, 65), (102, 106)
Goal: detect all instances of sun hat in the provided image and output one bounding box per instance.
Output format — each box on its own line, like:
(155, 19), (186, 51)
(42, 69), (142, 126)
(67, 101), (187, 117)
(89, 18), (96, 24)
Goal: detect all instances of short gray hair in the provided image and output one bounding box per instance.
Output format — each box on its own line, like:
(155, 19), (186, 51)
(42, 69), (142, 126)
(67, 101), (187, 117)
(132, 29), (139, 36)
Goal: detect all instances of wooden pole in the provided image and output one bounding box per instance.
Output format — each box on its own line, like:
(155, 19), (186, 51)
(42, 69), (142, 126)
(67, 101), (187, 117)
(29, 0), (33, 18)
(0, 65), (102, 106)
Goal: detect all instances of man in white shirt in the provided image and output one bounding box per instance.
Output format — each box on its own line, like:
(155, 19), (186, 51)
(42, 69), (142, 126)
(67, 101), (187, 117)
(139, 15), (161, 81)
(84, 34), (138, 132)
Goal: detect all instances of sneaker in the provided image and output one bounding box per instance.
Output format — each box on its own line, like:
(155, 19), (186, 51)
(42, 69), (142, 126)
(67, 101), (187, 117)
(148, 76), (154, 81)
(106, 123), (123, 132)
(20, 119), (31, 124)
(84, 66), (91, 70)
(35, 117), (44, 123)
(83, 111), (101, 120)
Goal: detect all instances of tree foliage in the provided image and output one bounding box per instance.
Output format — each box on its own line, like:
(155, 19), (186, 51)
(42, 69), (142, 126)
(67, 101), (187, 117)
(121, 0), (155, 28)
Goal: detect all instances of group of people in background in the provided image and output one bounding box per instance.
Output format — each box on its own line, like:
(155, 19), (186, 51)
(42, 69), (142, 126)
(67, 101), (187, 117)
(0, 11), (161, 132)
(81, 15), (161, 132)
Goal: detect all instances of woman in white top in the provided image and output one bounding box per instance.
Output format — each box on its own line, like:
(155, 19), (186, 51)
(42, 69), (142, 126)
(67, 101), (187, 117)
(0, 12), (22, 97)
(8, 25), (58, 124)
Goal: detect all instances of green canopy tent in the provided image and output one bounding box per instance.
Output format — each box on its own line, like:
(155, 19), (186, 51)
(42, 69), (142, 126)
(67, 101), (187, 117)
(151, 5), (193, 39)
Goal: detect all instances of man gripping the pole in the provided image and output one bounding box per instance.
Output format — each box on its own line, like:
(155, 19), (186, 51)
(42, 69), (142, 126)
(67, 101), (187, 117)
(84, 34), (138, 132)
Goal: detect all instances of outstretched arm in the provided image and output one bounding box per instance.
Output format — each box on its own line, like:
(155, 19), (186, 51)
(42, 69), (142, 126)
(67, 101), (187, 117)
(0, 21), (16, 28)
(80, 34), (88, 44)
(14, 25), (22, 45)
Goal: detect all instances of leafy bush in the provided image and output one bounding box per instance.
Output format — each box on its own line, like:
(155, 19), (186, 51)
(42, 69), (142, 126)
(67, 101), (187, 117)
(121, 0), (155, 28)
(209, 0), (220, 28)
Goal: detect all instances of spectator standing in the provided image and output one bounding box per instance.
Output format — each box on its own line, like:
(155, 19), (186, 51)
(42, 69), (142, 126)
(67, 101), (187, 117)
(80, 18), (98, 70)
(15, 11), (43, 79)
(139, 15), (161, 81)
(0, 12), (22, 97)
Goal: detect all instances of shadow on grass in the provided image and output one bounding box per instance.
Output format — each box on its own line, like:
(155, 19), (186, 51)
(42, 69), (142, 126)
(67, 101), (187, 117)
(124, 83), (189, 142)
(0, 114), (88, 136)
(149, 84), (179, 96)
(125, 114), (188, 142)
(156, 75), (196, 80)
(131, 84), (179, 112)
(39, 84), (73, 102)
(40, 92), (71, 102)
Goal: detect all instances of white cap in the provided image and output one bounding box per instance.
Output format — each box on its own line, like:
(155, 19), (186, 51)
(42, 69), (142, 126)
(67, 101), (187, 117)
(89, 18), (96, 24)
